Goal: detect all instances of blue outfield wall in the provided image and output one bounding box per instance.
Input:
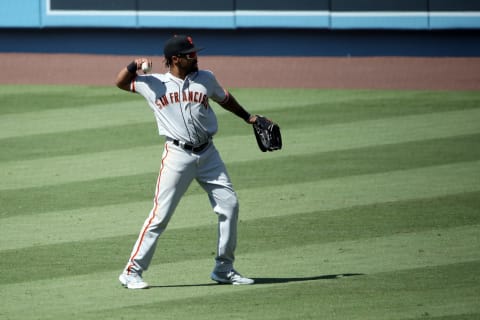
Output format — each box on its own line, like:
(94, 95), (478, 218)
(1, 1), (479, 57)
(1, 28), (479, 57)
(1, 0), (480, 29)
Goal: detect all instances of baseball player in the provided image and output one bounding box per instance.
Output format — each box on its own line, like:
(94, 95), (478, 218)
(116, 35), (260, 289)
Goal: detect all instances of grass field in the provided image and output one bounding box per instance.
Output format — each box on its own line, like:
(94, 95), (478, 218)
(0, 85), (479, 320)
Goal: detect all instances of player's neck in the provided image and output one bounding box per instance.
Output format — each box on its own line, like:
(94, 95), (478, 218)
(169, 67), (188, 80)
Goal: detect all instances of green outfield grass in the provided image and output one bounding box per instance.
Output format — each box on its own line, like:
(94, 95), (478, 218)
(0, 85), (479, 320)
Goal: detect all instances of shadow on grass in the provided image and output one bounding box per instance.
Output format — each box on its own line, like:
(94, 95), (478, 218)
(252, 273), (364, 284)
(149, 283), (218, 288)
(149, 273), (363, 288)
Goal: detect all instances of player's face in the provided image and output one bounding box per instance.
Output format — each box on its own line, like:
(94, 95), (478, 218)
(178, 52), (198, 73)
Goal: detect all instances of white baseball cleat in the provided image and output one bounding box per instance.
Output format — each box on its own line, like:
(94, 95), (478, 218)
(119, 272), (149, 289)
(211, 269), (254, 285)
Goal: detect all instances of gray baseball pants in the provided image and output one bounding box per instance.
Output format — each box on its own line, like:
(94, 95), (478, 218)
(123, 140), (238, 276)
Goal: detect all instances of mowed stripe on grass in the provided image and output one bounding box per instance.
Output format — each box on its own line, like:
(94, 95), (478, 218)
(2, 187), (480, 284)
(1, 159), (480, 251)
(1, 225), (479, 319)
(2, 87), (480, 160)
(1, 131), (479, 219)
(1, 107), (480, 191)
(0, 86), (479, 320)
(2, 87), (478, 136)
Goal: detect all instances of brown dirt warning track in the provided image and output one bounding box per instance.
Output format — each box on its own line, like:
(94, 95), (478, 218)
(0, 53), (479, 90)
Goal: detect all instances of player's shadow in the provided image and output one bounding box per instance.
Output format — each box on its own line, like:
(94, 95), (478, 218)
(149, 273), (363, 288)
(252, 273), (363, 284)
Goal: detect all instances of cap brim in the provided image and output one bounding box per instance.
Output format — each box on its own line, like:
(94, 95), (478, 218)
(179, 46), (204, 54)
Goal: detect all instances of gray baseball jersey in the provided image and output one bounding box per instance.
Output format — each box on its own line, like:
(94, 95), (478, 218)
(132, 70), (228, 145)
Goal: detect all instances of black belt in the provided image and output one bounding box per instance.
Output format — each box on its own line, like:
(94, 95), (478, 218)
(172, 139), (210, 153)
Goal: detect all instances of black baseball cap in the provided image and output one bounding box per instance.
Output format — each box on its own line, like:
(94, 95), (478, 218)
(164, 35), (204, 58)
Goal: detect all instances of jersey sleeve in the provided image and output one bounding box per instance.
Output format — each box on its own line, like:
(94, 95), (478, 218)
(130, 75), (150, 96)
(205, 70), (229, 104)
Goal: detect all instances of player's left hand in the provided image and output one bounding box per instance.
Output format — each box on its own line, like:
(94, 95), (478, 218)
(247, 115), (257, 124)
(252, 115), (282, 152)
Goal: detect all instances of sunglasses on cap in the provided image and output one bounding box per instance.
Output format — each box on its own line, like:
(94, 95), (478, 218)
(177, 51), (197, 60)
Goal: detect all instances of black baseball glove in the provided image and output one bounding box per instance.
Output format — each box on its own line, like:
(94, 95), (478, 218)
(253, 115), (282, 152)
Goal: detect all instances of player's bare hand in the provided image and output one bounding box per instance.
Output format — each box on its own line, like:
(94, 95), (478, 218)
(134, 58), (152, 73)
